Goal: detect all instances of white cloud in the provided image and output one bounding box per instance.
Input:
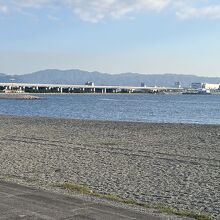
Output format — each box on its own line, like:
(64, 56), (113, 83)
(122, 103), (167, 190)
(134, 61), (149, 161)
(47, 14), (60, 21)
(64, 0), (171, 22)
(1, 0), (220, 22)
(0, 3), (8, 13)
(177, 4), (220, 20)
(12, 0), (53, 8)
(0, 0), (171, 22)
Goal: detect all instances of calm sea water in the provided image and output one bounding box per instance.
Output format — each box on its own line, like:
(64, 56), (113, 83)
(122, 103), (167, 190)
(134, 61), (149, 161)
(0, 94), (219, 124)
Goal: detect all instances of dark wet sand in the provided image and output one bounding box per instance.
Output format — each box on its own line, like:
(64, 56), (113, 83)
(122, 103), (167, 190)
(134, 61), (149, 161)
(0, 116), (219, 219)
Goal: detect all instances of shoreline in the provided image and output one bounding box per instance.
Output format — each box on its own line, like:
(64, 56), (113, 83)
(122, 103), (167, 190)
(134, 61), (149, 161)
(0, 113), (220, 126)
(1, 91), (220, 95)
(0, 115), (219, 219)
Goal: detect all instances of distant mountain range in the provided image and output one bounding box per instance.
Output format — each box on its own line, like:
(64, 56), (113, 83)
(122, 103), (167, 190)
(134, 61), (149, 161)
(0, 69), (219, 87)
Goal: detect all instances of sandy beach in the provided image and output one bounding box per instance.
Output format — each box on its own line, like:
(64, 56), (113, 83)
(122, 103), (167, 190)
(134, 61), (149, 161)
(0, 115), (219, 219)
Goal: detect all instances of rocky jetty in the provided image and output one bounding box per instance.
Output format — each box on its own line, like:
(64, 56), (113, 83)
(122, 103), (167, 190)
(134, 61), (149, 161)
(0, 93), (40, 100)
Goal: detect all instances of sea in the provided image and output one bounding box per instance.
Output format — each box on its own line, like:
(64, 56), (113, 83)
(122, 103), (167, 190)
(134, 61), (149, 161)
(0, 93), (219, 125)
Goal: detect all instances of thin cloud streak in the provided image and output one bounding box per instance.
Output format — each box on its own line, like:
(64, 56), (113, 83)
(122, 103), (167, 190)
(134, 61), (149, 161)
(1, 0), (220, 22)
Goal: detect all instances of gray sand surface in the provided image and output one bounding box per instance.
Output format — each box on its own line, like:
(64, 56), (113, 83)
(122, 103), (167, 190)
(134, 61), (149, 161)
(0, 116), (219, 219)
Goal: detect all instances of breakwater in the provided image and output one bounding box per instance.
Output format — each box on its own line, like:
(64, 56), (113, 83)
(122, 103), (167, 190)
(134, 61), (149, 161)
(0, 93), (40, 100)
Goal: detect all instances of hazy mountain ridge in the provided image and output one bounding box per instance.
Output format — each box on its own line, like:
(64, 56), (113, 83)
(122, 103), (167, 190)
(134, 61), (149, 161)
(0, 69), (219, 87)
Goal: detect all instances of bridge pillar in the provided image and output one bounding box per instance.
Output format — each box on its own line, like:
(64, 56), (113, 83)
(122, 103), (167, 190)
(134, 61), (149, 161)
(113, 89), (119, 93)
(57, 87), (63, 93)
(6, 86), (12, 90)
(102, 88), (106, 94)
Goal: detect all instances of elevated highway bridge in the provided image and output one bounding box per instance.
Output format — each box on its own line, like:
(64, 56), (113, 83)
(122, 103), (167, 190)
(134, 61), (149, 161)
(0, 82), (183, 94)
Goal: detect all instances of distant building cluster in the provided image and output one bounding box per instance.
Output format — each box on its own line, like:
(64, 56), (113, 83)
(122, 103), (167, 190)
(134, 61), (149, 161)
(141, 82), (146, 87)
(174, 82), (181, 88)
(191, 83), (220, 90)
(85, 81), (95, 86)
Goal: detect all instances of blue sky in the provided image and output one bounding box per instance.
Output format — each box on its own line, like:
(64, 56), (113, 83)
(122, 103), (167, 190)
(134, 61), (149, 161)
(0, 0), (220, 76)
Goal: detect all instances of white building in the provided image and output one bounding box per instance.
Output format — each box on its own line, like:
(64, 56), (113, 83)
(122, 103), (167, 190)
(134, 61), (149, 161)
(191, 82), (220, 90)
(203, 83), (220, 90)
